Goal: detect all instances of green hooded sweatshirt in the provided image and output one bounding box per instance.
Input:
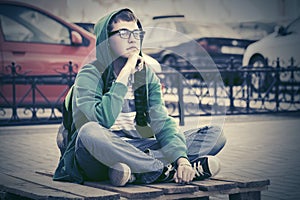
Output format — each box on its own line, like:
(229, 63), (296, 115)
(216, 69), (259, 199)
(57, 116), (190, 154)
(53, 8), (187, 184)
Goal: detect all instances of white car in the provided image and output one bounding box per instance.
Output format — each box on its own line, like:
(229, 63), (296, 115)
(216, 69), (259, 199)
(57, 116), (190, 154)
(243, 17), (300, 67)
(143, 15), (254, 71)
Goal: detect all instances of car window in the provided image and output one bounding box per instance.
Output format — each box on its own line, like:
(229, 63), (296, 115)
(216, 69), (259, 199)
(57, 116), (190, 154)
(0, 4), (70, 44)
(148, 22), (177, 39)
(175, 22), (196, 35)
(0, 15), (33, 41)
(287, 18), (300, 34)
(174, 21), (241, 38)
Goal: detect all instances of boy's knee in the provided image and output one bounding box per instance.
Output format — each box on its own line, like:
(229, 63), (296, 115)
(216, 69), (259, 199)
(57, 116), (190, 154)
(78, 121), (107, 141)
(208, 126), (226, 155)
(218, 129), (226, 148)
(79, 121), (99, 132)
(210, 125), (226, 144)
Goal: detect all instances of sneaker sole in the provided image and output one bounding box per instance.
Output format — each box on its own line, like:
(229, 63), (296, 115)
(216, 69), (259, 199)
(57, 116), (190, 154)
(206, 155), (221, 177)
(109, 163), (131, 187)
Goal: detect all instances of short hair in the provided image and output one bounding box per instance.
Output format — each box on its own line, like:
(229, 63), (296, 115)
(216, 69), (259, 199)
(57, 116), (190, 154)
(108, 9), (138, 32)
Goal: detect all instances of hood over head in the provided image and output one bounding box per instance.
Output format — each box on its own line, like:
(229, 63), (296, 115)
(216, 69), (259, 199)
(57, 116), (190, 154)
(93, 8), (143, 70)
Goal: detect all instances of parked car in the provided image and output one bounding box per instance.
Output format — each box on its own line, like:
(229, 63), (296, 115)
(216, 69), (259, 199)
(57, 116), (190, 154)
(0, 1), (96, 108)
(242, 17), (300, 92)
(0, 1), (161, 110)
(243, 17), (300, 67)
(143, 15), (256, 71)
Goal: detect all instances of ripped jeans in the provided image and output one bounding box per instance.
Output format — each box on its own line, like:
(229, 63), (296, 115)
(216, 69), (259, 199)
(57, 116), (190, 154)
(75, 121), (226, 184)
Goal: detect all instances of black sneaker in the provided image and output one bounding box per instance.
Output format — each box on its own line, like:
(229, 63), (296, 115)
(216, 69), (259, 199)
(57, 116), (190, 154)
(109, 163), (136, 186)
(191, 156), (221, 181)
(156, 164), (176, 183)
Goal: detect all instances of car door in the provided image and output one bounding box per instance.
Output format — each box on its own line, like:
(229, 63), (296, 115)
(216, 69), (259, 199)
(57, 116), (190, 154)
(0, 4), (92, 75)
(0, 3), (94, 106)
(277, 18), (300, 66)
(263, 18), (300, 66)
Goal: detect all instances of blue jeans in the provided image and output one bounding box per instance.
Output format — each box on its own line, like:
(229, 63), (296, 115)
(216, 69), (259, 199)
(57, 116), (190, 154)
(75, 121), (226, 184)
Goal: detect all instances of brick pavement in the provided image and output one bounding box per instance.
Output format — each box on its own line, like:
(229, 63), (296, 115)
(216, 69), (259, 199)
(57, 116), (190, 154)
(0, 114), (299, 200)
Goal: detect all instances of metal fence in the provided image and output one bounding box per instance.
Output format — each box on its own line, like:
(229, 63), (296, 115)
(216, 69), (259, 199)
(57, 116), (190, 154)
(0, 62), (76, 126)
(1, 58), (299, 126)
(158, 58), (300, 125)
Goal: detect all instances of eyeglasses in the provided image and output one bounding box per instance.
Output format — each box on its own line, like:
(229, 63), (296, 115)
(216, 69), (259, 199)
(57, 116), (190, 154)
(108, 28), (145, 40)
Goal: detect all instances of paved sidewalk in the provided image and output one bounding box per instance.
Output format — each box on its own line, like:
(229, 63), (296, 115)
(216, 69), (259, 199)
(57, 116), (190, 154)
(0, 113), (299, 199)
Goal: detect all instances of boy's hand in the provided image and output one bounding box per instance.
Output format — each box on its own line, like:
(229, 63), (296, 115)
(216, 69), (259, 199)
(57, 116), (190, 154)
(126, 52), (144, 73)
(174, 157), (195, 184)
(116, 52), (144, 84)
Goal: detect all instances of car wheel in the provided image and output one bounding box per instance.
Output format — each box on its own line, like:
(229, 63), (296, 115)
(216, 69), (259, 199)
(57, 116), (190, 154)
(249, 55), (266, 67)
(249, 55), (274, 93)
(162, 55), (177, 68)
(162, 55), (179, 88)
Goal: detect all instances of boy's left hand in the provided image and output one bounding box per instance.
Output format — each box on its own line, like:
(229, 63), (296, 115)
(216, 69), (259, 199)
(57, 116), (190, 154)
(174, 158), (195, 184)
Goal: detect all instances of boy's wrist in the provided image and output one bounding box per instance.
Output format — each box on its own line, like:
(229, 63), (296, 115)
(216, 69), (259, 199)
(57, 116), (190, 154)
(115, 73), (130, 85)
(176, 157), (191, 167)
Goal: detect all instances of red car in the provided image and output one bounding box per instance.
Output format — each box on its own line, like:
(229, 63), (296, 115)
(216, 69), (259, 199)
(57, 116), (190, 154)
(0, 1), (96, 109)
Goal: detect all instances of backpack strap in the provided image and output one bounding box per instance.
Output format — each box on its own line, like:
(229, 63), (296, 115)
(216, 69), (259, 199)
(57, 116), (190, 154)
(133, 66), (148, 126)
(62, 85), (74, 141)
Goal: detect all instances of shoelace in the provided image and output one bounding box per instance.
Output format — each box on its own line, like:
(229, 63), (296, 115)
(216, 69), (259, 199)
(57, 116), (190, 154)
(193, 161), (204, 177)
(164, 164), (174, 176)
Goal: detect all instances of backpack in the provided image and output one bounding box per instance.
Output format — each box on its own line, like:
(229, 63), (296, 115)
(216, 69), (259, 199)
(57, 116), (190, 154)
(56, 85), (75, 156)
(56, 60), (148, 156)
(56, 60), (103, 156)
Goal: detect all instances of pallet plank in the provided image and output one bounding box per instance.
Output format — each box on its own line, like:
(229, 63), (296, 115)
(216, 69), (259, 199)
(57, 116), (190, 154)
(85, 181), (163, 199)
(191, 179), (238, 191)
(147, 182), (199, 194)
(5, 172), (120, 199)
(0, 173), (82, 199)
(212, 176), (270, 188)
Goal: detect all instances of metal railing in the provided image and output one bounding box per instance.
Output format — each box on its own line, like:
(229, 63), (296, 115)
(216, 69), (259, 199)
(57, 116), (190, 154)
(157, 57), (300, 125)
(0, 62), (76, 125)
(1, 58), (299, 126)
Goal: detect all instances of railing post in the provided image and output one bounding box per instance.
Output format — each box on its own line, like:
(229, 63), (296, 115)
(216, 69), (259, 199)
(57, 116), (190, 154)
(10, 62), (19, 121)
(68, 61), (74, 88)
(246, 66), (251, 112)
(177, 73), (184, 126)
(213, 71), (220, 116)
(290, 57), (295, 103)
(275, 57), (280, 112)
(228, 57), (235, 113)
(62, 60), (77, 89)
(31, 77), (38, 120)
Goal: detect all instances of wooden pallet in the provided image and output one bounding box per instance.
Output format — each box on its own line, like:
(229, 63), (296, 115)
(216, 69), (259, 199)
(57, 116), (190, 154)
(0, 171), (270, 200)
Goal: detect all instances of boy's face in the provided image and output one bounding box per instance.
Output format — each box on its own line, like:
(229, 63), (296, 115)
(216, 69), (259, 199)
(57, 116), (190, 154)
(109, 20), (141, 58)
